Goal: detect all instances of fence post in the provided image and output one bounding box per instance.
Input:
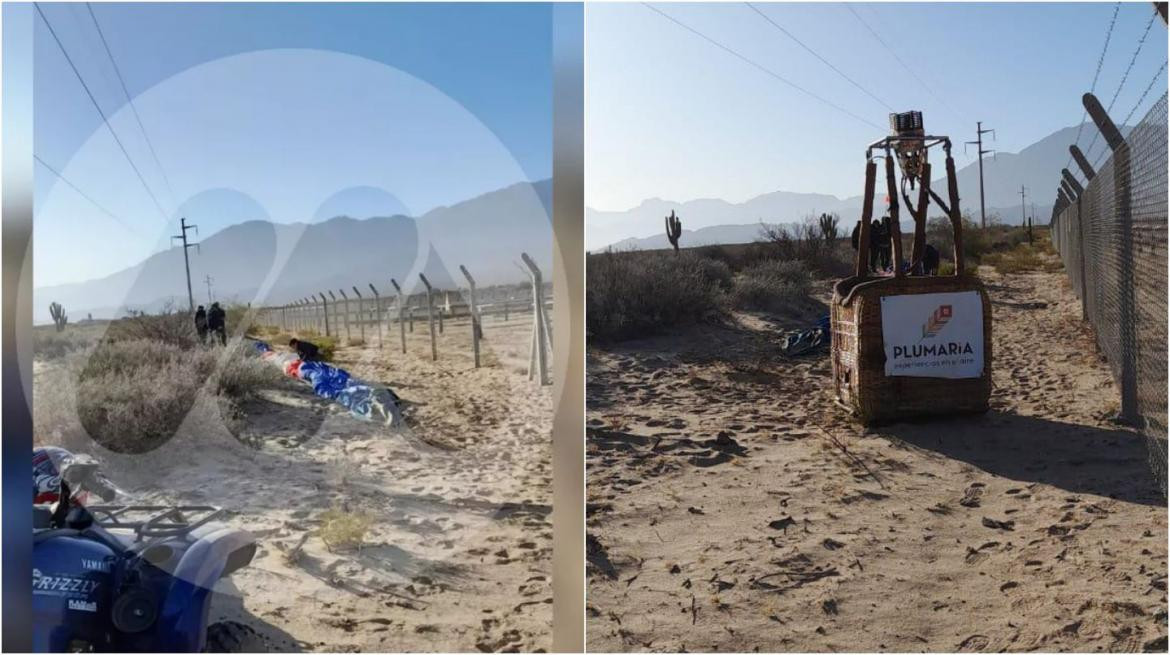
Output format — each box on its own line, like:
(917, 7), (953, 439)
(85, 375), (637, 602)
(318, 293), (330, 336)
(438, 291), (446, 334)
(419, 273), (438, 361)
(368, 283), (383, 349)
(327, 291), (340, 340)
(1084, 91), (1138, 426)
(351, 286), (366, 343)
(521, 252), (550, 385)
(1069, 144), (1097, 182)
(390, 279), (406, 354)
(338, 289), (352, 343)
(460, 264), (481, 368)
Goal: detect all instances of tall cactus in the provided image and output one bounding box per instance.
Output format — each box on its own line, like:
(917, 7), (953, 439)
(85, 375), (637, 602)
(665, 210), (682, 253)
(817, 212), (839, 241)
(49, 302), (68, 332)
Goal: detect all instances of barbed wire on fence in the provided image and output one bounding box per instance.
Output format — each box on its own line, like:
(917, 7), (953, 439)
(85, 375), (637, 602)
(1065, 1), (1122, 173)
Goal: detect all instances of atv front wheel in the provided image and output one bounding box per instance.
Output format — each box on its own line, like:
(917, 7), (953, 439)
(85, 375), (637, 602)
(204, 621), (267, 653)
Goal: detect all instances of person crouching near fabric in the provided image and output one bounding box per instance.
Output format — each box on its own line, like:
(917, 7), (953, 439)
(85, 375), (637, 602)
(289, 338), (322, 362)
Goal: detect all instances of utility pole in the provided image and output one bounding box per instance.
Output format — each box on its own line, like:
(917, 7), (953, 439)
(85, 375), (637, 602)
(965, 121), (996, 228)
(1019, 185), (1027, 226)
(171, 217), (199, 314)
(204, 275), (214, 304)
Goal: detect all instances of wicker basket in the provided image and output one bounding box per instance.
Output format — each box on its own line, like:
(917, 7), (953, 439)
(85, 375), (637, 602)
(831, 133), (992, 425)
(831, 275), (992, 425)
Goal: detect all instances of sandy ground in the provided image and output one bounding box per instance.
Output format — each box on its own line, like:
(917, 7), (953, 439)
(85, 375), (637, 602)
(586, 265), (1167, 652)
(39, 311), (553, 652)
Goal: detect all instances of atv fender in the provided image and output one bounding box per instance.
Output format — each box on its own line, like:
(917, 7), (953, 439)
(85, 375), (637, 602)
(155, 526), (256, 652)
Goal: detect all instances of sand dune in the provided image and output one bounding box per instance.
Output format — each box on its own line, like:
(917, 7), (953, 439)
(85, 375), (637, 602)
(586, 266), (1166, 652)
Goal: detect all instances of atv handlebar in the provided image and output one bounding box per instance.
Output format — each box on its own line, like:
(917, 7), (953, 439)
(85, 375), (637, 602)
(60, 459), (117, 502)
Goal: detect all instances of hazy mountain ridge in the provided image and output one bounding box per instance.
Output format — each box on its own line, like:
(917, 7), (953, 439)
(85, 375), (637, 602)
(35, 179), (552, 324)
(588, 123), (1127, 250)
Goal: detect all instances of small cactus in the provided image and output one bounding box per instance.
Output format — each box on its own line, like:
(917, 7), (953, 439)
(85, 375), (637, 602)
(665, 210), (682, 253)
(49, 302), (68, 332)
(818, 212), (839, 241)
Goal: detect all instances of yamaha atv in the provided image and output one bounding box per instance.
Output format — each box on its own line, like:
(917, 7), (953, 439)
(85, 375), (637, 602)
(33, 456), (263, 652)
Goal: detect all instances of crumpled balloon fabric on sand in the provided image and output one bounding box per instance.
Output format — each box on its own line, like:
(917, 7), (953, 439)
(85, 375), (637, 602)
(252, 340), (402, 427)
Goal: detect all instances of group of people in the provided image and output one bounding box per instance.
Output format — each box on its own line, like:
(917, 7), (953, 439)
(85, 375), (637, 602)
(851, 217), (895, 274)
(193, 302), (227, 346)
(850, 217), (940, 276)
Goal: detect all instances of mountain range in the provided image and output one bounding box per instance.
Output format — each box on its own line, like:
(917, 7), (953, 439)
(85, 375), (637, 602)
(589, 123), (1128, 251)
(35, 180), (552, 324)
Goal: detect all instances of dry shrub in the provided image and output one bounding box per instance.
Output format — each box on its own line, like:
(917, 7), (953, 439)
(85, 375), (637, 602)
(347, 337), (366, 347)
(309, 335), (338, 361)
(587, 249), (729, 342)
(982, 243), (1062, 275)
(731, 260), (814, 314)
(59, 340), (281, 453)
(759, 220), (852, 278)
(317, 506), (373, 552)
(34, 329), (97, 360)
(106, 306), (198, 349)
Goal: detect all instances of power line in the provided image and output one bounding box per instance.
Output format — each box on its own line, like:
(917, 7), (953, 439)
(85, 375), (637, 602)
(34, 2), (170, 221)
(34, 154), (133, 231)
(843, 3), (964, 123)
(641, 3), (884, 131)
(744, 3), (893, 111)
(1066, 1), (1121, 170)
(86, 2), (177, 209)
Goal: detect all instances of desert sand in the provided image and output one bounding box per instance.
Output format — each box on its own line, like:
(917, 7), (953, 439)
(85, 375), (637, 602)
(38, 311), (553, 652)
(586, 265), (1167, 652)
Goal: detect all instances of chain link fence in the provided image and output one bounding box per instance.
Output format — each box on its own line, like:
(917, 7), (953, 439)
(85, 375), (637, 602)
(1051, 92), (1167, 496)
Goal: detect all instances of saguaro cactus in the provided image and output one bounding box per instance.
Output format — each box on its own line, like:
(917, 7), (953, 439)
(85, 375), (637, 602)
(665, 210), (682, 252)
(49, 302), (68, 331)
(818, 212), (839, 241)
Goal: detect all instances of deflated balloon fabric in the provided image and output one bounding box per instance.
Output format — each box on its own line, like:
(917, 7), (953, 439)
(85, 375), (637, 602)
(252, 340), (402, 427)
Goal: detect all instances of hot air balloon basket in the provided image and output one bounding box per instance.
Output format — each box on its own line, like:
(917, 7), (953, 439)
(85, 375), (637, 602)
(830, 274), (992, 425)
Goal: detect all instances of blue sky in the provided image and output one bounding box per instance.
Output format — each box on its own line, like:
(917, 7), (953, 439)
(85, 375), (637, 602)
(34, 3), (552, 286)
(587, 2), (1168, 212)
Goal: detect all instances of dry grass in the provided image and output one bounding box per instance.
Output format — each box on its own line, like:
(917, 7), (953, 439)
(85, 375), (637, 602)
(587, 249), (731, 342)
(731, 260), (813, 314)
(317, 505), (373, 552)
(982, 243), (1063, 275)
(35, 338), (282, 454)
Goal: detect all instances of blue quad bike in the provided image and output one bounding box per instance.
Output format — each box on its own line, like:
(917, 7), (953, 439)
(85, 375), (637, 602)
(33, 457), (263, 652)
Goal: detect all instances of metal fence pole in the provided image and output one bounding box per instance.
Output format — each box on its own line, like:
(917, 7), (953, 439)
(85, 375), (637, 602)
(521, 252), (549, 385)
(318, 293), (330, 337)
(1085, 92), (1138, 425)
(419, 273), (438, 361)
(338, 288), (352, 343)
(460, 264), (480, 368)
(368, 283), (383, 349)
(390, 278), (406, 354)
